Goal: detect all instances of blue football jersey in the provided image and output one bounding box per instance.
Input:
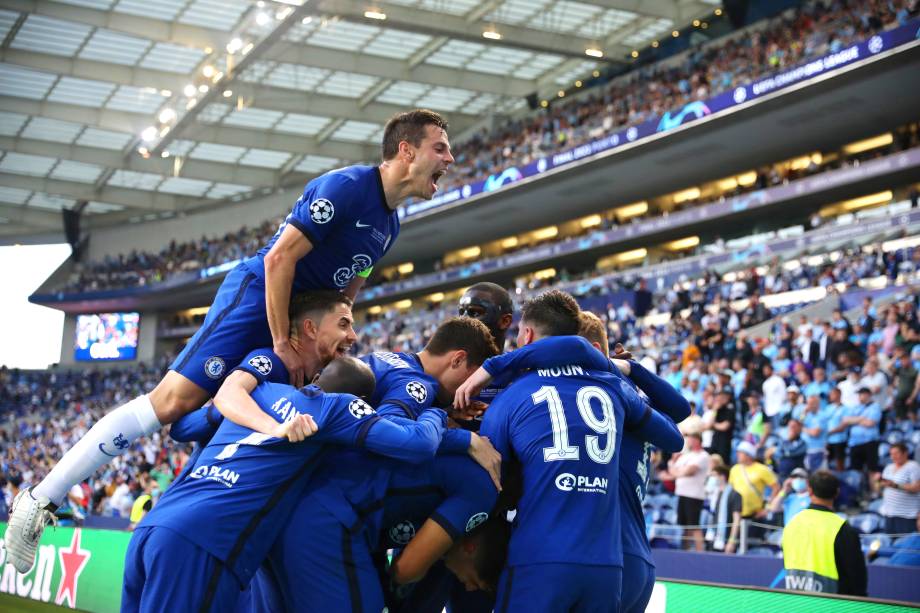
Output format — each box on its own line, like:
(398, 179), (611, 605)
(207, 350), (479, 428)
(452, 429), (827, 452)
(481, 337), (688, 566)
(480, 367), (639, 567)
(297, 351), (467, 536)
(362, 351), (439, 419)
(245, 165), (399, 291)
(480, 355), (682, 568)
(379, 455), (497, 550)
(143, 381), (445, 586)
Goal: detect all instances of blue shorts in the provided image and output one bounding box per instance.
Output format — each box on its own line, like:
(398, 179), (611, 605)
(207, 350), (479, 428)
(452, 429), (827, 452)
(495, 563), (622, 613)
(394, 560), (494, 613)
(621, 554), (655, 613)
(269, 507), (383, 612)
(170, 265), (273, 396)
(122, 526), (241, 613)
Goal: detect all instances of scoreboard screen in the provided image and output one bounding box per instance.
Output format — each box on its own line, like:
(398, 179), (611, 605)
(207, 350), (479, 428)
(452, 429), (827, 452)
(74, 312), (140, 361)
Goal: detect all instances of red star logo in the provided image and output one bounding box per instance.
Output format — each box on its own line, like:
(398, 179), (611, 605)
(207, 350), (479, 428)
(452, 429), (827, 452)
(55, 529), (91, 609)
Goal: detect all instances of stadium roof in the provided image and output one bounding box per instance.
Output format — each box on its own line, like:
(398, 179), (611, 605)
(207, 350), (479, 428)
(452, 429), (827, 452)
(0, 0), (719, 238)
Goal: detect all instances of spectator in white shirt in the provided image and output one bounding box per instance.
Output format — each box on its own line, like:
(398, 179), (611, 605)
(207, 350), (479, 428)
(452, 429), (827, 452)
(838, 367), (863, 408)
(762, 363), (788, 418)
(664, 433), (712, 551)
(879, 443), (920, 535)
(859, 358), (889, 409)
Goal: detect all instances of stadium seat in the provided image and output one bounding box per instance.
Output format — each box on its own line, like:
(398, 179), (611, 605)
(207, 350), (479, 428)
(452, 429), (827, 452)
(910, 430), (920, 448)
(898, 421), (915, 434)
(851, 513), (882, 534)
(886, 431), (904, 445)
(867, 498), (885, 513)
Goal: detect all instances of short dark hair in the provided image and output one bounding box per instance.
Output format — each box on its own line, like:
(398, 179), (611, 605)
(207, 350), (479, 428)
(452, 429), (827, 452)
(425, 317), (499, 366)
(315, 356), (375, 399)
(712, 464), (730, 479)
(808, 470), (839, 500)
(466, 282), (513, 314)
(381, 109), (449, 160)
(521, 290), (581, 338)
(289, 291), (352, 338)
(891, 442), (909, 455)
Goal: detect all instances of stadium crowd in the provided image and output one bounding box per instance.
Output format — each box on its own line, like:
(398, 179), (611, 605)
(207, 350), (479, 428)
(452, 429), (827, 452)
(437, 0), (918, 193)
(0, 357), (191, 522)
(51, 0), (918, 295)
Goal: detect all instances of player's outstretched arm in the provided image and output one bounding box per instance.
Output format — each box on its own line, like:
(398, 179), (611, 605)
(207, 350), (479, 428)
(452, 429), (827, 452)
(264, 224), (313, 387)
(627, 360), (692, 423)
(628, 405), (684, 452)
(214, 371), (299, 440)
(363, 407), (446, 463)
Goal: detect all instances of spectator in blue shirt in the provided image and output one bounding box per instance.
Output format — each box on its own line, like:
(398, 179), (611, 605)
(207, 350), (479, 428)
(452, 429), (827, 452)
(796, 394), (829, 472)
(768, 467), (812, 526)
(772, 418), (808, 481)
(841, 387), (882, 475)
(803, 367), (832, 404)
(825, 387), (849, 472)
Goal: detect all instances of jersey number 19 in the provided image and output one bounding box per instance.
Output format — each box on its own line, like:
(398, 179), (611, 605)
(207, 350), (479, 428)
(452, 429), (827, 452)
(533, 385), (617, 464)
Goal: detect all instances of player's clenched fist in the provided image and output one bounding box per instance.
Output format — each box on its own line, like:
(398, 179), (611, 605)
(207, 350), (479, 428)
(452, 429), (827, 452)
(273, 413), (318, 442)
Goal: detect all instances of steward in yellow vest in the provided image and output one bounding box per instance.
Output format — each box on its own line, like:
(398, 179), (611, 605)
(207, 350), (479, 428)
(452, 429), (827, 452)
(782, 470), (867, 596)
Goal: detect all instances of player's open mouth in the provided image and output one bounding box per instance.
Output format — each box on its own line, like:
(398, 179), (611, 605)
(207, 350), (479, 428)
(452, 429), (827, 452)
(431, 170), (444, 191)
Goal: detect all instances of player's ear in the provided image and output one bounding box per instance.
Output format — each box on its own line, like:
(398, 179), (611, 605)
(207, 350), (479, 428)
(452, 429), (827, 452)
(398, 139), (414, 162)
(451, 350), (468, 370)
(499, 313), (514, 330)
(302, 317), (319, 340)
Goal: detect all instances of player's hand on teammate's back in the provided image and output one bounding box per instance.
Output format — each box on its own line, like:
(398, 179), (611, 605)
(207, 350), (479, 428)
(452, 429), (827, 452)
(612, 342), (633, 361)
(454, 367), (494, 409)
(272, 412), (318, 442)
(469, 433), (502, 491)
(273, 341), (305, 387)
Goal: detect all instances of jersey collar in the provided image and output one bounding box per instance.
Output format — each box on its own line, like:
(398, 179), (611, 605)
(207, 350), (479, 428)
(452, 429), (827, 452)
(373, 166), (391, 213)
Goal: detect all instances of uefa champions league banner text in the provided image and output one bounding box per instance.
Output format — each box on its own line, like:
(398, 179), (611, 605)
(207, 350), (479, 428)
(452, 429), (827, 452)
(0, 522), (127, 612)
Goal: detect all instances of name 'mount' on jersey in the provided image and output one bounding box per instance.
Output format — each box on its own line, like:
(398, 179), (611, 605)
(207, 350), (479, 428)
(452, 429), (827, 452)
(246, 165), (400, 291)
(481, 365), (650, 568)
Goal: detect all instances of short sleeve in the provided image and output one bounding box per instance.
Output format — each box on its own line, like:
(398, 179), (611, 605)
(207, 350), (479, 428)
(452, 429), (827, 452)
(430, 460), (498, 540)
(376, 371), (437, 419)
(312, 394), (379, 447)
(287, 173), (356, 245)
(232, 348), (289, 385)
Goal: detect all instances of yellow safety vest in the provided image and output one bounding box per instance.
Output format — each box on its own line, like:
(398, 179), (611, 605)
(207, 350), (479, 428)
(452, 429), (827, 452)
(782, 508), (846, 594)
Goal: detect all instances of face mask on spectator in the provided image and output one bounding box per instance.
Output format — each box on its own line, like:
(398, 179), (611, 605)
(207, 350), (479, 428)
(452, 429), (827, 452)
(792, 478), (808, 493)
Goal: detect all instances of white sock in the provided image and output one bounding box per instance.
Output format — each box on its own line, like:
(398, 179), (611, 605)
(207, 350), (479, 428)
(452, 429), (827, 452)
(33, 395), (162, 506)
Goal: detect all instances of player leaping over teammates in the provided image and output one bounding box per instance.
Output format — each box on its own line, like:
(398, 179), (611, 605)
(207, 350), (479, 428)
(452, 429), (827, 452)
(6, 109), (455, 573)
